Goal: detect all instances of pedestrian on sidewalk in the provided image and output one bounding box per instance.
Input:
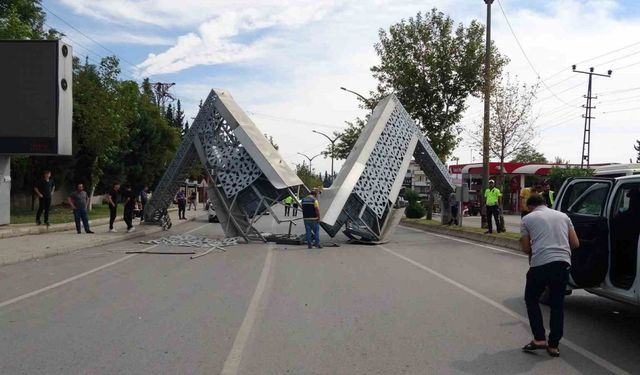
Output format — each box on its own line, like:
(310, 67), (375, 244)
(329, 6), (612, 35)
(176, 189), (187, 220)
(447, 191), (459, 226)
(106, 183), (120, 232)
(34, 170), (55, 226)
(301, 190), (322, 249)
(292, 195), (299, 217)
(484, 180), (503, 234)
(188, 190), (197, 211)
(122, 185), (136, 233)
(68, 183), (93, 234)
(520, 194), (580, 358)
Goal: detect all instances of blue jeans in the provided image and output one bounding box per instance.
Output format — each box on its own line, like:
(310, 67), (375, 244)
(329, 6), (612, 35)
(73, 208), (90, 233)
(304, 220), (320, 247)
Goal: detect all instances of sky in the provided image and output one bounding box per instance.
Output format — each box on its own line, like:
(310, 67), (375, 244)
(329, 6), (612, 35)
(42, 0), (640, 174)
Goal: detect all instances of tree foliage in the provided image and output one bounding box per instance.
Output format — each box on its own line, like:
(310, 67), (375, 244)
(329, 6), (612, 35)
(547, 167), (594, 191)
(296, 164), (322, 190)
(0, 0), (58, 39)
(471, 74), (538, 183)
(635, 139), (640, 163)
(323, 118), (366, 160)
(510, 143), (547, 163)
(370, 8), (506, 160)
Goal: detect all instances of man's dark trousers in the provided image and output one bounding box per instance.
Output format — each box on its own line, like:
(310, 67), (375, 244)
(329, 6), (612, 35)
(109, 204), (117, 230)
(124, 206), (134, 230)
(486, 205), (500, 232)
(36, 197), (51, 224)
(525, 261), (570, 348)
(73, 209), (90, 233)
(178, 201), (186, 219)
(304, 220), (320, 247)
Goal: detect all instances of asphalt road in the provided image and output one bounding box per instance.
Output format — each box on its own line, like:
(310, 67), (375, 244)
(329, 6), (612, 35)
(1, 217), (639, 374)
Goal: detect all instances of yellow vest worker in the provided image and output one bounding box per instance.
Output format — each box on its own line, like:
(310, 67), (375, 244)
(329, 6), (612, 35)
(484, 180), (503, 234)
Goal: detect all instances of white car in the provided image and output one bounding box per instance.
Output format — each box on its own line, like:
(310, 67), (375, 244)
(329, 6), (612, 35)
(555, 175), (640, 306)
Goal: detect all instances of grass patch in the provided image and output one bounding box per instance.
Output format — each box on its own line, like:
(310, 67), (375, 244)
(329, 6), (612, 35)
(10, 204), (120, 225)
(402, 218), (521, 240)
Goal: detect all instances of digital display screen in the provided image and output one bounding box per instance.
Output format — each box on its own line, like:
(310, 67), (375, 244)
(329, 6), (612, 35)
(0, 41), (59, 153)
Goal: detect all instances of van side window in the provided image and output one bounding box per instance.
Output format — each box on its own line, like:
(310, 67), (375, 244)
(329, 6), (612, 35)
(561, 182), (610, 216)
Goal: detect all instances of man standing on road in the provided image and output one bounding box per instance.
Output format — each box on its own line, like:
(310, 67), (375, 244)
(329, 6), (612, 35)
(34, 170), (55, 226)
(176, 189), (187, 220)
(106, 183), (120, 232)
(520, 194), (579, 358)
(484, 179), (503, 234)
(122, 185), (136, 233)
(68, 183), (93, 234)
(447, 191), (459, 226)
(139, 186), (150, 221)
(541, 180), (555, 208)
(520, 185), (538, 217)
(301, 190), (322, 249)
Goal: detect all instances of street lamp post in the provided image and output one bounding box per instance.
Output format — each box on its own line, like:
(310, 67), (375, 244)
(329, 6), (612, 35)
(297, 152), (322, 172)
(340, 87), (374, 113)
(481, 0), (494, 228)
(312, 130), (341, 179)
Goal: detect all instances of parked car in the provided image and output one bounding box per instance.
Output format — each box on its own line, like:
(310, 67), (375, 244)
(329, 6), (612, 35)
(554, 175), (640, 306)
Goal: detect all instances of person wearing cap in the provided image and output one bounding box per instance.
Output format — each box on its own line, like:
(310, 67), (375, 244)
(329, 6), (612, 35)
(541, 180), (555, 208)
(484, 179), (503, 234)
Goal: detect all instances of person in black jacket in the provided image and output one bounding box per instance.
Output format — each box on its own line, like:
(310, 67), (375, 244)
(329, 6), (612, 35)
(34, 170), (55, 226)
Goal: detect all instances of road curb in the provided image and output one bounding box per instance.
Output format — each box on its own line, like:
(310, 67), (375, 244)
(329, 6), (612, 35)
(0, 208), (179, 239)
(0, 215), (200, 267)
(400, 221), (520, 251)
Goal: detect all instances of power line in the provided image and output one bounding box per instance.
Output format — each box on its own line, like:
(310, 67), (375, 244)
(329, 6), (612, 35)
(41, 4), (139, 70)
(496, 0), (572, 106)
(247, 111), (345, 130)
(600, 106), (640, 114)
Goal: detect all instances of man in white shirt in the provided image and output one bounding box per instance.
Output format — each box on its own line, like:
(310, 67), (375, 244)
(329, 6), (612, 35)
(520, 194), (580, 357)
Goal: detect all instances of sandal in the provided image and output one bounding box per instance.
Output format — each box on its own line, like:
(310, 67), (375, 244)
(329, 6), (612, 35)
(522, 341), (547, 352)
(547, 347), (560, 357)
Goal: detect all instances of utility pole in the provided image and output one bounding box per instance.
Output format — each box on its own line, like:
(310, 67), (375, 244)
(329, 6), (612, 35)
(151, 82), (176, 110)
(572, 66), (611, 168)
(481, 0), (494, 228)
(312, 130), (341, 180)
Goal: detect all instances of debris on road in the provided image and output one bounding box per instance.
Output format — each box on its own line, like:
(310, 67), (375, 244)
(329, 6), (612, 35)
(140, 234), (240, 248)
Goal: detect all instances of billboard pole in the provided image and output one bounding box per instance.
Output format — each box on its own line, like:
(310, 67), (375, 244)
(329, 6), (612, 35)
(0, 156), (10, 225)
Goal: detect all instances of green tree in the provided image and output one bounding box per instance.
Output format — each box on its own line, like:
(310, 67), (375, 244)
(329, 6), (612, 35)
(0, 0), (58, 39)
(511, 143), (547, 163)
(323, 119), (365, 160)
(471, 74), (538, 185)
(296, 163), (322, 190)
(547, 166), (594, 191)
(634, 140), (640, 163)
(371, 8), (507, 160)
(403, 189), (426, 218)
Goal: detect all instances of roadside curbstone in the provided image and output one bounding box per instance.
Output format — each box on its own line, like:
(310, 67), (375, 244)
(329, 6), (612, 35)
(400, 221), (520, 251)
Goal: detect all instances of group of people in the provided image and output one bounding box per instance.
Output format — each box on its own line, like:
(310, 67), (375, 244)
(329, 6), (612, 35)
(33, 170), (150, 234)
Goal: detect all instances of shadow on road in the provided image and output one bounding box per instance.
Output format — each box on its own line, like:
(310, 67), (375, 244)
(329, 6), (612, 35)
(451, 349), (552, 375)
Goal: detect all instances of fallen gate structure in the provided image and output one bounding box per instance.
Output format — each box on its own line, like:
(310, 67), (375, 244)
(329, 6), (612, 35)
(144, 89), (305, 242)
(318, 94), (455, 243)
(145, 89), (454, 244)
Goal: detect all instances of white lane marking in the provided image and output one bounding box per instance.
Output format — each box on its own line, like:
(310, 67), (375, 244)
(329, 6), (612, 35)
(0, 246), (155, 309)
(184, 222), (211, 234)
(378, 245), (630, 375)
(0, 222), (211, 310)
(221, 246), (274, 375)
(400, 225), (528, 258)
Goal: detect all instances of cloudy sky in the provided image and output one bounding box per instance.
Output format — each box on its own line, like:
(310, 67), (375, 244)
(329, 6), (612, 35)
(44, 0), (640, 173)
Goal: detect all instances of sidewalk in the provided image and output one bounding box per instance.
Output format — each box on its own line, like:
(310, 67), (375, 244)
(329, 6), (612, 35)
(0, 209), (205, 266)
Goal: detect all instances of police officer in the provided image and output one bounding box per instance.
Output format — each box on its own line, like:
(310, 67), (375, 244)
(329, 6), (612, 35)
(484, 179), (503, 234)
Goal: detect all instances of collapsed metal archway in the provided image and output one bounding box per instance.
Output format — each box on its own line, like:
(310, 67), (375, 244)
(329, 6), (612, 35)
(145, 89), (454, 244)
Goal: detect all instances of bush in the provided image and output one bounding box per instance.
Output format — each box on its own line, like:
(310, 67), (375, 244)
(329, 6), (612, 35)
(548, 167), (594, 191)
(404, 189), (421, 204)
(405, 202), (426, 218)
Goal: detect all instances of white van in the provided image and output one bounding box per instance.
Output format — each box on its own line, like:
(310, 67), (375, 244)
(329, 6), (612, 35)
(593, 163), (640, 178)
(554, 175), (640, 306)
